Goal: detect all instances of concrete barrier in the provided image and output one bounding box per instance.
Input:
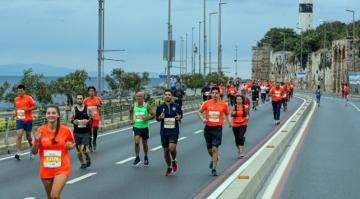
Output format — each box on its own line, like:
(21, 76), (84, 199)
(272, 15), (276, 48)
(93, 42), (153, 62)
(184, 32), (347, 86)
(209, 95), (313, 199)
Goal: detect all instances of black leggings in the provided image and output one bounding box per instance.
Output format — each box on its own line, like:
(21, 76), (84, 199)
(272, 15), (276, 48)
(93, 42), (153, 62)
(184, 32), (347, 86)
(232, 125), (247, 146)
(89, 127), (99, 146)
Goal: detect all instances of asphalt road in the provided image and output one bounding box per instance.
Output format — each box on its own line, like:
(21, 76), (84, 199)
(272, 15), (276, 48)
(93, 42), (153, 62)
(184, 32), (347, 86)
(279, 96), (360, 199)
(0, 98), (302, 199)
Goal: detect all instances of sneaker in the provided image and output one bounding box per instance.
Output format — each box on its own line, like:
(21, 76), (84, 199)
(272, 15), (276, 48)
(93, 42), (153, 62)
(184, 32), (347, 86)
(144, 156), (149, 166)
(86, 157), (91, 167)
(132, 157), (141, 167)
(239, 152), (245, 159)
(29, 153), (34, 159)
(80, 164), (87, 170)
(211, 169), (217, 176)
(172, 160), (178, 172)
(14, 154), (21, 160)
(165, 167), (172, 176)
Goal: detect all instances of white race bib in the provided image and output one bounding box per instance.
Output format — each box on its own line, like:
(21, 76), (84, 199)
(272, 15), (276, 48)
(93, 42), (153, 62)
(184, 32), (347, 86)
(77, 119), (87, 128)
(275, 91), (281, 97)
(209, 111), (220, 122)
(43, 150), (62, 168)
(88, 106), (98, 115)
(164, 118), (175, 129)
(135, 112), (145, 122)
(17, 110), (25, 119)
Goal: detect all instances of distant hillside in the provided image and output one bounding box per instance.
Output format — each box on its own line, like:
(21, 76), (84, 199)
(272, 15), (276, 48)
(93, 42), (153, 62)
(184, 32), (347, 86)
(0, 63), (97, 77)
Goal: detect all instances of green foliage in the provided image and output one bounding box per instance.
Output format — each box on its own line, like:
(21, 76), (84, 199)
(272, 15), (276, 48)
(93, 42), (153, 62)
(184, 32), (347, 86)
(205, 72), (229, 85)
(180, 73), (205, 95)
(50, 70), (88, 105)
(0, 81), (10, 101)
(105, 68), (149, 97)
(258, 20), (360, 69)
(5, 68), (52, 105)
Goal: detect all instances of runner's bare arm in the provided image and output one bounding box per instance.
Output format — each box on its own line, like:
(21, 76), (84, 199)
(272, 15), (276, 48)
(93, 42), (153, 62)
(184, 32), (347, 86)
(147, 104), (155, 120)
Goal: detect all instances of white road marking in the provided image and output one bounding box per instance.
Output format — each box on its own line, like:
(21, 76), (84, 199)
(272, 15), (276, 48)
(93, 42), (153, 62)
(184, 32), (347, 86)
(178, 136), (187, 141)
(207, 96), (307, 199)
(66, 172), (97, 184)
(115, 156), (136, 165)
(24, 197), (36, 199)
(348, 102), (360, 111)
(260, 101), (317, 198)
(194, 130), (203, 134)
(150, 146), (162, 152)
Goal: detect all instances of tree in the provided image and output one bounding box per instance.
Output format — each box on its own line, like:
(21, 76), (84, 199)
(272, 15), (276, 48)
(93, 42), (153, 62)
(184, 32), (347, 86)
(105, 68), (149, 98)
(50, 70), (88, 106)
(206, 72), (229, 85)
(180, 73), (205, 95)
(0, 81), (10, 101)
(5, 68), (52, 106)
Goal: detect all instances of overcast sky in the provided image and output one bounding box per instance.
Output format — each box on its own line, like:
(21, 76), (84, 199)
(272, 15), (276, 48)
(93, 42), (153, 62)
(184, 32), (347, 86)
(0, 0), (358, 78)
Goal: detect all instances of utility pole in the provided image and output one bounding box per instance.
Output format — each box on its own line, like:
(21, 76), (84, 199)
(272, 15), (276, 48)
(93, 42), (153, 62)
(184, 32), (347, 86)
(218, 0), (227, 73)
(235, 45), (238, 77)
(97, 0), (105, 93)
(185, 33), (188, 74)
(209, 12), (218, 74)
(203, 0), (207, 75)
(199, 20), (204, 74)
(191, 27), (196, 74)
(166, 0), (172, 88)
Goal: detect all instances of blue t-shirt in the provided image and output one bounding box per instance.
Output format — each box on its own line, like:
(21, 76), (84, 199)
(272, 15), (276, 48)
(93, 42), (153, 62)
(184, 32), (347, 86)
(156, 103), (183, 136)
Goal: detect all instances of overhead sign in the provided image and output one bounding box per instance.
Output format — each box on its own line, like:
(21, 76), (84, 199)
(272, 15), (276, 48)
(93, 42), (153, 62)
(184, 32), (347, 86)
(297, 71), (306, 78)
(349, 72), (360, 85)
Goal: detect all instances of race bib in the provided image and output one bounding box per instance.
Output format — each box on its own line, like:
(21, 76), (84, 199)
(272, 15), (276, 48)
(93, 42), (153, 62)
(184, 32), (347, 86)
(275, 91), (281, 97)
(88, 106), (98, 115)
(17, 110), (25, 120)
(135, 112), (145, 122)
(43, 150), (61, 168)
(209, 111), (220, 122)
(164, 118), (175, 129)
(77, 119), (87, 128)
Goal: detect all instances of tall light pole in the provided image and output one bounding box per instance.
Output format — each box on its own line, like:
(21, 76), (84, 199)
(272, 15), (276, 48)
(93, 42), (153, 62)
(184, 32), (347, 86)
(203, 0), (207, 75)
(346, 9), (356, 40)
(180, 36), (184, 75)
(185, 33), (188, 74)
(235, 45), (238, 77)
(166, 0), (172, 88)
(98, 0), (105, 92)
(209, 12), (218, 73)
(191, 27), (196, 74)
(199, 20), (204, 74)
(218, 0), (227, 73)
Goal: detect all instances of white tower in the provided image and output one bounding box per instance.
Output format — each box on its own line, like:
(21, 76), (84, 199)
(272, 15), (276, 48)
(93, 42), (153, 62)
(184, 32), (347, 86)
(298, 0), (313, 31)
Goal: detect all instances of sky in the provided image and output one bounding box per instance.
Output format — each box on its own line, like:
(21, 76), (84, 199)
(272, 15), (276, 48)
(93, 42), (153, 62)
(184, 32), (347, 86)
(0, 0), (359, 78)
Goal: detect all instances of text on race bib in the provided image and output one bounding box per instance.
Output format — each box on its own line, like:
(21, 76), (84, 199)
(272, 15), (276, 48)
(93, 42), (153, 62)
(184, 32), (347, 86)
(164, 118), (175, 129)
(135, 112), (145, 122)
(43, 150), (62, 168)
(77, 120), (87, 128)
(17, 110), (25, 119)
(275, 91), (281, 97)
(209, 111), (220, 122)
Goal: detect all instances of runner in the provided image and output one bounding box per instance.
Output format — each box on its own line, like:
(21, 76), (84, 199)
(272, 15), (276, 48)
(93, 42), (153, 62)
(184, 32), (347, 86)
(31, 105), (75, 199)
(260, 82), (267, 104)
(156, 89), (182, 176)
(228, 95), (249, 158)
(172, 83), (186, 109)
(251, 81), (260, 110)
(129, 91), (155, 167)
(201, 83), (211, 102)
(282, 83), (289, 112)
(197, 86), (229, 176)
(219, 83), (225, 100)
(344, 83), (350, 105)
(227, 82), (237, 106)
(269, 82), (284, 125)
(69, 94), (91, 169)
(13, 84), (37, 160)
(83, 86), (103, 152)
(315, 85), (321, 107)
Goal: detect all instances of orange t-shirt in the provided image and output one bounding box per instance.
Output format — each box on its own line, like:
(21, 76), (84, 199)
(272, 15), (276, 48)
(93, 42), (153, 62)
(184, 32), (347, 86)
(219, 86), (225, 96)
(231, 105), (248, 127)
(200, 99), (228, 126)
(83, 96), (103, 120)
(14, 95), (36, 121)
(37, 124), (74, 179)
(270, 87), (284, 102)
(227, 86), (237, 97)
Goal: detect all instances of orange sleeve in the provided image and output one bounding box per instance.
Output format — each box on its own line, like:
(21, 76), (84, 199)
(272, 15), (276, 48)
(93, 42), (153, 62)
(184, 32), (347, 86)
(200, 101), (207, 112)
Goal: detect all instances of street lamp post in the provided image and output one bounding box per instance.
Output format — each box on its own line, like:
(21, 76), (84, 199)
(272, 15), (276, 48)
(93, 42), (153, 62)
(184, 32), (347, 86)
(191, 27), (196, 74)
(166, 0), (172, 89)
(199, 20), (204, 74)
(185, 33), (188, 74)
(218, 0), (227, 73)
(203, 0), (207, 75)
(209, 12), (218, 74)
(98, 0), (105, 92)
(235, 45), (238, 77)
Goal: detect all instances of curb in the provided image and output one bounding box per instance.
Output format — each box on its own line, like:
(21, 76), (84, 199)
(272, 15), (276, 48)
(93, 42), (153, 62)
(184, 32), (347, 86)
(214, 95), (313, 199)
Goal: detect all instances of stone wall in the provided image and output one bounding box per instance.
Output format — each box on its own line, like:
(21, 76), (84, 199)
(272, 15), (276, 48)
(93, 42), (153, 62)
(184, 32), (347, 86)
(251, 45), (271, 80)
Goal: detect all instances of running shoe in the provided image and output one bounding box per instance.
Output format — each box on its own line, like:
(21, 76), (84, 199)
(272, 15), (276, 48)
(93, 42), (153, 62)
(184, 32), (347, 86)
(133, 157), (141, 167)
(172, 160), (178, 172)
(14, 154), (21, 160)
(144, 156), (149, 166)
(165, 167), (172, 176)
(80, 164), (87, 170)
(211, 169), (217, 176)
(239, 152), (245, 159)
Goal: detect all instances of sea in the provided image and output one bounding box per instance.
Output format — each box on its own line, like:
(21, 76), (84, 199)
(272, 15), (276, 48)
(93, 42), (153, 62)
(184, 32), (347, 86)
(0, 76), (165, 111)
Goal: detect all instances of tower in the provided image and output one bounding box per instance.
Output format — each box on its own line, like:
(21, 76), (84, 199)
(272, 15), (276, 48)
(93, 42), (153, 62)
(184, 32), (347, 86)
(298, 0), (313, 31)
